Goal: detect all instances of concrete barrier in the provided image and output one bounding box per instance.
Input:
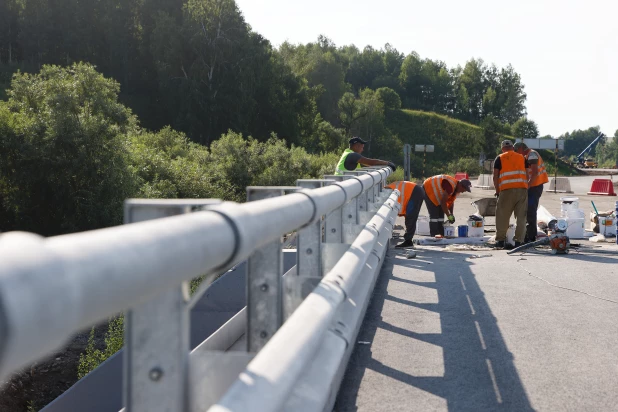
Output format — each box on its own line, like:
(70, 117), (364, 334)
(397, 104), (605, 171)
(475, 174), (495, 190)
(588, 179), (617, 196)
(548, 177), (573, 193)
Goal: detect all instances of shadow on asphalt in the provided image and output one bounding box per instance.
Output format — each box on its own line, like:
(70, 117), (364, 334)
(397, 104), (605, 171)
(512, 247), (618, 265)
(336, 249), (535, 412)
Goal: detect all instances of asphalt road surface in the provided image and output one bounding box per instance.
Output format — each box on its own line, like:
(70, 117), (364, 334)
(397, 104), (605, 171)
(337, 177), (618, 411)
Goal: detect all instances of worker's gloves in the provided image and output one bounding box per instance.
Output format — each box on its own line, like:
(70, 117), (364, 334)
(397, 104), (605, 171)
(447, 214), (456, 224)
(494, 192), (500, 198)
(387, 162), (397, 172)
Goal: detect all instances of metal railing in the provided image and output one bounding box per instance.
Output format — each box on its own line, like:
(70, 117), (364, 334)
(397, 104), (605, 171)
(0, 166), (399, 412)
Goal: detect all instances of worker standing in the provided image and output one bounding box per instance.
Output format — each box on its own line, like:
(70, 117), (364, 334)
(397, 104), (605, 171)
(334, 137), (396, 175)
(493, 140), (528, 249)
(514, 142), (549, 242)
(423, 175), (472, 236)
(386, 181), (425, 248)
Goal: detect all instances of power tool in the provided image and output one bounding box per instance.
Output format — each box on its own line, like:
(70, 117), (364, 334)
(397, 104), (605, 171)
(507, 219), (570, 255)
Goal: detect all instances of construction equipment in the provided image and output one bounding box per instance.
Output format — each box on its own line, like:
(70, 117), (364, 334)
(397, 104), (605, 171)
(574, 133), (605, 168)
(507, 219), (570, 255)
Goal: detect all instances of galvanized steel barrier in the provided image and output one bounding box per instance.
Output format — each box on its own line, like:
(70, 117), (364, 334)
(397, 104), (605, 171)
(0, 166), (399, 412)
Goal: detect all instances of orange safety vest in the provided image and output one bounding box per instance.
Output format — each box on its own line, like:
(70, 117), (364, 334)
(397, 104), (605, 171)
(423, 175), (458, 207)
(498, 151), (528, 191)
(386, 181), (417, 216)
(526, 150), (549, 187)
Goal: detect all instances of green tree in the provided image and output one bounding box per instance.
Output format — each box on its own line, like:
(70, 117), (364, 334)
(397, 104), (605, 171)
(512, 117), (539, 139)
(376, 87), (402, 110)
(0, 63), (138, 235)
(559, 126), (603, 157)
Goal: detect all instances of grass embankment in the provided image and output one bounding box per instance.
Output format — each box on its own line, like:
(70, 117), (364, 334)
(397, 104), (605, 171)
(381, 109), (582, 178)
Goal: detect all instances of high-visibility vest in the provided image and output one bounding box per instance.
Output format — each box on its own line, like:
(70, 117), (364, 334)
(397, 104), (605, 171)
(386, 181), (417, 216)
(334, 149), (361, 176)
(498, 152), (528, 191)
(423, 175), (458, 207)
(526, 150), (549, 187)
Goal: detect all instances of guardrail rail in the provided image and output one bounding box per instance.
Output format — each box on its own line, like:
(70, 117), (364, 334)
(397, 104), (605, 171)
(0, 167), (399, 412)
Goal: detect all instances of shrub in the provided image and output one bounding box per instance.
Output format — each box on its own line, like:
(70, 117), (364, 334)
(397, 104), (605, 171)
(0, 63), (139, 235)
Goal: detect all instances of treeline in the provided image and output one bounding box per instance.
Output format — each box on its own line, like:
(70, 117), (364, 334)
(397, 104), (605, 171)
(0, 0), (530, 150)
(0, 64), (336, 235)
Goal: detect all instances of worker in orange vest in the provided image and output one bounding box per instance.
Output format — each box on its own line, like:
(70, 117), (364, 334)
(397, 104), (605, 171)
(514, 142), (549, 242)
(386, 181), (425, 248)
(422, 175), (472, 236)
(493, 140), (529, 249)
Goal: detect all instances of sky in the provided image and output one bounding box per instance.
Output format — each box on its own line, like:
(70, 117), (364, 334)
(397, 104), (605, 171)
(235, 0), (618, 138)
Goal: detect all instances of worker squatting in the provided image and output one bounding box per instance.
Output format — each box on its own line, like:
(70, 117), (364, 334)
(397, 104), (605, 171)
(335, 138), (548, 250)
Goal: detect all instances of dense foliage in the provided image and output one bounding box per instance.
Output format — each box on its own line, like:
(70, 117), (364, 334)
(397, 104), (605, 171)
(1, 0), (530, 148)
(0, 64), (338, 235)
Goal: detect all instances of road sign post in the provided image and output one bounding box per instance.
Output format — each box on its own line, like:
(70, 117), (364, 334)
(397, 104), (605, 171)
(414, 144), (434, 179)
(403, 144), (411, 181)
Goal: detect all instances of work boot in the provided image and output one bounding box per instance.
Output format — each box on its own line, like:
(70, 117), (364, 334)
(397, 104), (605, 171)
(493, 240), (505, 249)
(395, 239), (414, 249)
(514, 241), (523, 248)
(503, 243), (514, 250)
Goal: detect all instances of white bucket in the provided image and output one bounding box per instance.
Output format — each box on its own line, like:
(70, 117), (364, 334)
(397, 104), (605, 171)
(468, 219), (484, 237)
(506, 224), (515, 246)
(566, 217), (585, 239)
(599, 216), (617, 236)
(444, 225), (455, 237)
(565, 209), (585, 219)
(560, 196), (579, 216)
(416, 215), (430, 236)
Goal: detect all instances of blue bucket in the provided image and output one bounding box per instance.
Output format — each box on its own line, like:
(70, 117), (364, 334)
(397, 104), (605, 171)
(458, 225), (468, 237)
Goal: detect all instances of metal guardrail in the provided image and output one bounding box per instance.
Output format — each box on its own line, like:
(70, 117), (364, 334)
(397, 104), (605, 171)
(0, 167), (398, 412)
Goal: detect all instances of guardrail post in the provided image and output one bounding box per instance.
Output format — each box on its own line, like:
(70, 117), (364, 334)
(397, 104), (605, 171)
(246, 187), (290, 352)
(123, 199), (220, 412)
(324, 175), (359, 226)
(344, 171), (370, 212)
(296, 180), (327, 277)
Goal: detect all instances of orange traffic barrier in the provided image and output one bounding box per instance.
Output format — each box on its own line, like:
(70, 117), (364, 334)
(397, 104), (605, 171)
(587, 179), (617, 196)
(455, 172), (469, 180)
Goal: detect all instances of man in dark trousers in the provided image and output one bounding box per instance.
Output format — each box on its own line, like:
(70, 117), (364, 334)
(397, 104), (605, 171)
(386, 181), (425, 248)
(514, 142), (549, 242)
(422, 175), (472, 236)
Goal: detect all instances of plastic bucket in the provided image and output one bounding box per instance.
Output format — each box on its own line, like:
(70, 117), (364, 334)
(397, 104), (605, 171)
(444, 226), (455, 237)
(468, 219), (484, 237)
(560, 196), (579, 216)
(599, 217), (617, 236)
(416, 216), (430, 236)
(458, 225), (468, 237)
(565, 217), (585, 239)
(566, 209), (585, 218)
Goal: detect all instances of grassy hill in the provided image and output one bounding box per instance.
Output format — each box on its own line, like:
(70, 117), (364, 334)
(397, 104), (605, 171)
(373, 109), (580, 178)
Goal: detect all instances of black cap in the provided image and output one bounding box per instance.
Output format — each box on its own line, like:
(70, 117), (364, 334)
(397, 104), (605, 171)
(349, 137), (367, 145)
(459, 179), (472, 192)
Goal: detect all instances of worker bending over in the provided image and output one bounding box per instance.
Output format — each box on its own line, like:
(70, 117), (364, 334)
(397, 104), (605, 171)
(335, 137), (396, 175)
(386, 181), (425, 248)
(493, 140), (528, 249)
(423, 175), (472, 236)
(514, 142), (548, 242)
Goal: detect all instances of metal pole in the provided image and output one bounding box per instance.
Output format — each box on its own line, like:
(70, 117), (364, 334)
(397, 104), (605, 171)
(554, 140), (558, 194)
(245, 187), (297, 352)
(423, 146), (427, 179)
(123, 199), (220, 412)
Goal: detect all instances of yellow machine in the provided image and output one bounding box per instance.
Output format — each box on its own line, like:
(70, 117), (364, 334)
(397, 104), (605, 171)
(584, 158), (598, 168)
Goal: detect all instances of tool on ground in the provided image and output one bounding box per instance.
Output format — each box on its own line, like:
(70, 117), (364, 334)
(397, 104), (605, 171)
(507, 219), (570, 255)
